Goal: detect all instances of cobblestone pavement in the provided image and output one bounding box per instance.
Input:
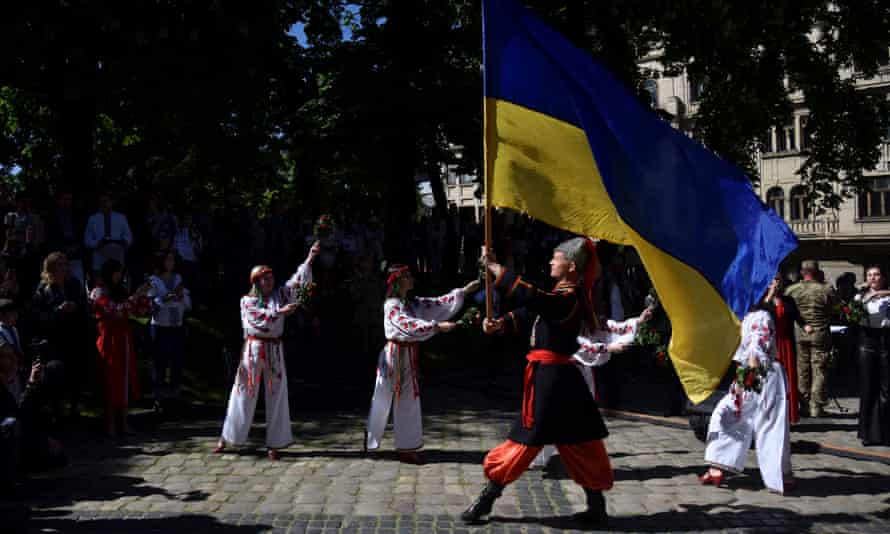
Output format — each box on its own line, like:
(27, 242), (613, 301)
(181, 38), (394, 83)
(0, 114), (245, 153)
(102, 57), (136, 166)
(22, 379), (890, 533)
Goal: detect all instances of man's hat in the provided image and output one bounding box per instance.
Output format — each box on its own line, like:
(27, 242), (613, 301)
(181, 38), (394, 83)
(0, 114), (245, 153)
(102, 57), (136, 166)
(801, 259), (819, 272)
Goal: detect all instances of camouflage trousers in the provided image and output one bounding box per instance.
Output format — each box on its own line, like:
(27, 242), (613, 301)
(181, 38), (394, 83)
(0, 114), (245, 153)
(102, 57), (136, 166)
(796, 340), (831, 414)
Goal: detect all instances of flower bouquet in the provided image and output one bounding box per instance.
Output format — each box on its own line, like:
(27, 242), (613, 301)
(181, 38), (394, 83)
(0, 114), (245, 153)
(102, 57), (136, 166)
(730, 364), (768, 415)
(634, 311), (669, 365)
(834, 299), (866, 325)
(456, 306), (482, 330)
(314, 214), (335, 239)
(734, 364), (767, 394)
(294, 282), (316, 305)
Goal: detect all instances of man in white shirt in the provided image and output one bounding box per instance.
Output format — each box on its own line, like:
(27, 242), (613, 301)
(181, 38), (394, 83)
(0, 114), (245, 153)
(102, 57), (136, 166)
(83, 194), (132, 275)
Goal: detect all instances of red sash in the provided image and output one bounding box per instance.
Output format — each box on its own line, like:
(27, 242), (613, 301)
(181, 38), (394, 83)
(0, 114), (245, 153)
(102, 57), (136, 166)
(385, 340), (420, 400)
(522, 350), (573, 429)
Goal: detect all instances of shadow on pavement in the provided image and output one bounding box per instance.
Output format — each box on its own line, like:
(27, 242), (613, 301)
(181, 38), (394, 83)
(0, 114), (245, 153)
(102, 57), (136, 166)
(491, 502), (879, 532)
(22, 475), (209, 510)
(30, 513), (270, 533)
(789, 467), (890, 497)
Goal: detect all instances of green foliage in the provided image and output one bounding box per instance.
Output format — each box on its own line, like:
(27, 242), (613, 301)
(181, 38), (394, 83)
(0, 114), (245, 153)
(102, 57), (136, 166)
(0, 0), (888, 216)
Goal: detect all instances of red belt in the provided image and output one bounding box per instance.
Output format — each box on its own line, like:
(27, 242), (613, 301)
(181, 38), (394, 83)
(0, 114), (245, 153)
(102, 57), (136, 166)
(522, 349), (573, 429)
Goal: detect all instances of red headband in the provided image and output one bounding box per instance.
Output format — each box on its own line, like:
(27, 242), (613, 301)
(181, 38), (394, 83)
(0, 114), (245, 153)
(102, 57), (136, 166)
(386, 266), (411, 287)
(250, 267), (273, 284)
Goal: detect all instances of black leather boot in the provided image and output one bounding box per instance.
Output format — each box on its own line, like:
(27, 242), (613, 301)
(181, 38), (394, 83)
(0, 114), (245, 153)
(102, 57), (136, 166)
(460, 480), (504, 523)
(572, 488), (608, 528)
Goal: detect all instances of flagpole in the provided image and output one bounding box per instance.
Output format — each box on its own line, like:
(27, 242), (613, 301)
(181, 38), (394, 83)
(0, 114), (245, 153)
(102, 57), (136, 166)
(482, 0), (494, 321)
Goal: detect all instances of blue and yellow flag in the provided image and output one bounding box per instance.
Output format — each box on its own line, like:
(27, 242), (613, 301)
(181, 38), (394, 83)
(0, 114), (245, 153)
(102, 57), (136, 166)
(483, 0), (798, 403)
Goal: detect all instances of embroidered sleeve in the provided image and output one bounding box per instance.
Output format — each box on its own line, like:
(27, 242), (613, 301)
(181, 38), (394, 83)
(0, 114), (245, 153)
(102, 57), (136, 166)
(571, 335), (612, 367)
(603, 317), (640, 345)
(89, 288), (149, 318)
(736, 311), (774, 365)
(384, 300), (439, 342)
(282, 261), (314, 304)
(412, 289), (465, 322)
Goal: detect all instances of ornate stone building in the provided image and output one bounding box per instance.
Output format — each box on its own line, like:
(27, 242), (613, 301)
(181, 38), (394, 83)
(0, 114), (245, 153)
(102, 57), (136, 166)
(640, 53), (890, 284)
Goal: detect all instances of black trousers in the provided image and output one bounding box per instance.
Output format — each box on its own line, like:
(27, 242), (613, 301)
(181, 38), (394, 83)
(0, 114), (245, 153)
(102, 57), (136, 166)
(858, 327), (890, 445)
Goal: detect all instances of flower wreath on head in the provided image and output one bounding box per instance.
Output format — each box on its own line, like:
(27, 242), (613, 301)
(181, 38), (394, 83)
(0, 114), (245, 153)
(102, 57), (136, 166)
(314, 214), (336, 238)
(249, 265), (274, 306)
(384, 263), (411, 299)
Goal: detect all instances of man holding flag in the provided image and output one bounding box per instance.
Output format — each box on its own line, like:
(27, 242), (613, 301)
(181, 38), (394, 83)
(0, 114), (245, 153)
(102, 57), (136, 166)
(463, 238), (651, 527)
(469, 0), (797, 525)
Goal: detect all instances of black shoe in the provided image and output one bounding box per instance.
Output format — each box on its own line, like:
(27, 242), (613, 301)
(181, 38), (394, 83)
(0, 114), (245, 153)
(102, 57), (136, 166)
(461, 481), (504, 524)
(571, 488), (608, 529)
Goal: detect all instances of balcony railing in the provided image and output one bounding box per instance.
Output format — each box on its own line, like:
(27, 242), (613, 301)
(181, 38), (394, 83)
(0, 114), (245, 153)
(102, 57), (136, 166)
(789, 218), (839, 236)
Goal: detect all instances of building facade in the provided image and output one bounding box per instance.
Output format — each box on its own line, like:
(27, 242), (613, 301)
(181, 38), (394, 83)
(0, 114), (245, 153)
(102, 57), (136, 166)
(640, 53), (890, 284)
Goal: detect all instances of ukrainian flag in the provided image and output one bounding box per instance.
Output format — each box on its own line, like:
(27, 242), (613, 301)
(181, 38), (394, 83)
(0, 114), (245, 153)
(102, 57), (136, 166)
(483, 0), (798, 403)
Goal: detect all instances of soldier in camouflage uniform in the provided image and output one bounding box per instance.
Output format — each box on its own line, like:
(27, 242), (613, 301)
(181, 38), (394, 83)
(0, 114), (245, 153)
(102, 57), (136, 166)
(784, 260), (836, 417)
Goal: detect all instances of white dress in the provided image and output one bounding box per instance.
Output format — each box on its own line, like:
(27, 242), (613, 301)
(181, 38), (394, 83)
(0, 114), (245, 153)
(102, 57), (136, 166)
(366, 289), (464, 451)
(532, 317), (640, 468)
(220, 261), (312, 449)
(704, 310), (791, 493)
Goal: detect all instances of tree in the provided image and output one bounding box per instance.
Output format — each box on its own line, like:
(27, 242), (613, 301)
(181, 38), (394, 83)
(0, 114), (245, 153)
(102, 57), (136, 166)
(520, 0), (890, 211)
(0, 1), (313, 200)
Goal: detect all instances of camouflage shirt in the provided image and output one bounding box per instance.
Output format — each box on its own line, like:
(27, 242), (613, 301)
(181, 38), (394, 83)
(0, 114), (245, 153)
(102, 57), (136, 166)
(785, 280), (835, 344)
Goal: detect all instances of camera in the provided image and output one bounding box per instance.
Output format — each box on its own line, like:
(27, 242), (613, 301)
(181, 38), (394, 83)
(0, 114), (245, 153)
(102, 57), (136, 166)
(29, 338), (49, 365)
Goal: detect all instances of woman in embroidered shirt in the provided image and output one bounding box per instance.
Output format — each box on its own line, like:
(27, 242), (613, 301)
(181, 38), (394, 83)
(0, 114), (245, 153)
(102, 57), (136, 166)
(147, 250), (192, 407)
(90, 259), (151, 437)
(214, 241), (319, 460)
(854, 265), (890, 446)
(700, 293), (793, 494)
(364, 264), (479, 464)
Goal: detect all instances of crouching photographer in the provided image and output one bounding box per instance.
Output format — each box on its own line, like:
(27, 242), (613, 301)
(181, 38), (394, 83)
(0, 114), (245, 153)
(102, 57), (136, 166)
(0, 338), (67, 479)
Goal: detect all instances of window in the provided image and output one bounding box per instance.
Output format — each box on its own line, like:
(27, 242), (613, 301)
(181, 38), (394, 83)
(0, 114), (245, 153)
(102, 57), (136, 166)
(760, 130), (773, 153)
(785, 126), (796, 151)
(858, 176), (890, 219)
(766, 187), (785, 218)
(789, 185), (811, 221)
(643, 79), (658, 108)
(689, 77), (705, 103)
(775, 126), (787, 152)
(800, 116), (811, 150)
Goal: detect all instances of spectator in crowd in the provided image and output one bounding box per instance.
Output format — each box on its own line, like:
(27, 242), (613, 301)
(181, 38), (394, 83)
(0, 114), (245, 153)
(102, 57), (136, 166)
(32, 252), (89, 420)
(785, 260), (836, 418)
(44, 189), (85, 286)
(836, 272), (858, 304)
(0, 339), (66, 473)
(764, 273), (803, 424)
(0, 341), (25, 492)
(145, 195), (177, 252)
(90, 259), (151, 437)
(147, 250), (192, 408)
(84, 193), (133, 278)
(173, 212), (203, 295)
(0, 299), (25, 403)
(853, 265), (890, 446)
(0, 257), (20, 302)
(4, 192), (43, 293)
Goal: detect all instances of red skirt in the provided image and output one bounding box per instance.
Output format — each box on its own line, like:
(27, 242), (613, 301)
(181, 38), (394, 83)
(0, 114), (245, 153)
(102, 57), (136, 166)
(775, 336), (800, 423)
(96, 319), (141, 411)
